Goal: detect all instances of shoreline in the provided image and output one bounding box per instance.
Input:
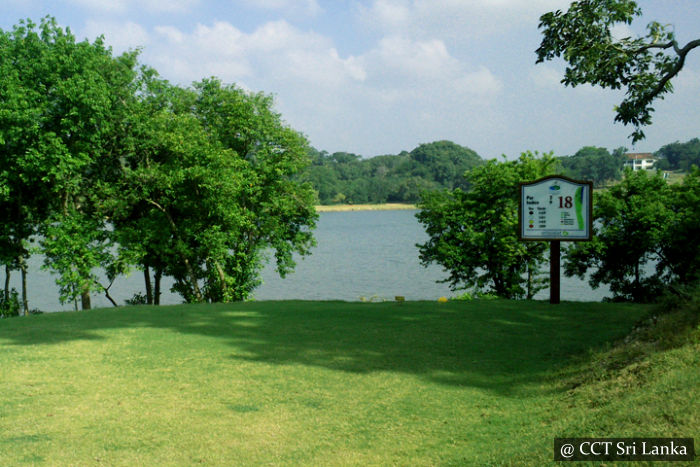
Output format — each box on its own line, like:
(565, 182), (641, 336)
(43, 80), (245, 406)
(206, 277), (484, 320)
(314, 203), (417, 212)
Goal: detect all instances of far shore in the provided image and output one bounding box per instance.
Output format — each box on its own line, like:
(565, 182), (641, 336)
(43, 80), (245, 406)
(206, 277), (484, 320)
(315, 203), (417, 212)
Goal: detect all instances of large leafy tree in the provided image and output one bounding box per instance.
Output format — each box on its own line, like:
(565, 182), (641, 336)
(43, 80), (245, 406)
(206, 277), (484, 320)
(536, 0), (700, 142)
(563, 170), (674, 302)
(2, 18), (316, 310)
(192, 78), (317, 301)
(0, 17), (138, 310)
(112, 76), (317, 304)
(658, 167), (700, 289)
(409, 140), (483, 190)
(417, 152), (557, 299)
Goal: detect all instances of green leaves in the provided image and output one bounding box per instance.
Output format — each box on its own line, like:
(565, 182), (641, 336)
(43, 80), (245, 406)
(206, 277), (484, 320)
(111, 76), (317, 304)
(559, 146), (627, 187)
(537, 0), (700, 142)
(0, 17), (140, 309)
(416, 152), (556, 299)
(1, 17), (317, 308)
(562, 169), (696, 302)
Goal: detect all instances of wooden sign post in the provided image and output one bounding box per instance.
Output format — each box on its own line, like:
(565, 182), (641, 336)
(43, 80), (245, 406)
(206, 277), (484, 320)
(519, 176), (592, 304)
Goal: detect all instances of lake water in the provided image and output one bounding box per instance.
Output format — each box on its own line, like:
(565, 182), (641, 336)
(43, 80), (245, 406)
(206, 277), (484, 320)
(8, 209), (608, 312)
(256, 209), (608, 302)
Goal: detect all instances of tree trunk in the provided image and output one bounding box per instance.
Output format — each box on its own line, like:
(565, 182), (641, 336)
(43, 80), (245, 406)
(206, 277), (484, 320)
(147, 199), (203, 302)
(103, 288), (118, 307)
(81, 288), (91, 310)
(154, 268), (162, 305)
(4, 265), (10, 303)
(19, 255), (28, 316)
(215, 261), (227, 296)
(144, 264), (153, 305)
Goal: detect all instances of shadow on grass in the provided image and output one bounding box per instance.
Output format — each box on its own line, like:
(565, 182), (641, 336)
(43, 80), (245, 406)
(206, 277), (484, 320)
(0, 300), (648, 395)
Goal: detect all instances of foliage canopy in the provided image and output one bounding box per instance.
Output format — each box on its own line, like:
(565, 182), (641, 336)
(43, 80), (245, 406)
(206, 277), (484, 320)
(537, 0), (700, 142)
(0, 17), (316, 309)
(416, 152), (557, 299)
(564, 168), (700, 302)
(301, 141), (483, 205)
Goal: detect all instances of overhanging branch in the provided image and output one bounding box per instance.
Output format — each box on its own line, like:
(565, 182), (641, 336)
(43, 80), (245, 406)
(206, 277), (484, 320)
(645, 38), (700, 104)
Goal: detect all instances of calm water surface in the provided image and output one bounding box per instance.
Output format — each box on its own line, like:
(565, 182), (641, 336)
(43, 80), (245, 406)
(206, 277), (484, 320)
(11, 210), (608, 312)
(256, 210), (609, 302)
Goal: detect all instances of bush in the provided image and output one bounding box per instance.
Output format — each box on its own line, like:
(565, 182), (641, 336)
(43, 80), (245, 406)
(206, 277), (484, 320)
(0, 289), (22, 318)
(125, 292), (148, 306)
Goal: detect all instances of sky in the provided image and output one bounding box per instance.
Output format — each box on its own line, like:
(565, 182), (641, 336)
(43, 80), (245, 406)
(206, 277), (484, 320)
(1, 0), (698, 160)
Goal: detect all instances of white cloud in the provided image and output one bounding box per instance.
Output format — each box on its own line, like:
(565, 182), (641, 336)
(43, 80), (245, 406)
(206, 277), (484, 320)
(143, 0), (200, 13)
(359, 0), (572, 40)
(234, 0), (322, 17)
(457, 65), (503, 95)
(147, 19), (367, 87)
(67, 0), (199, 14)
(126, 17), (503, 155)
(530, 64), (563, 88)
(191, 21), (247, 57)
(362, 0), (411, 31)
(154, 25), (185, 44)
(68, 0), (129, 13)
(370, 36), (452, 78)
(360, 35), (501, 100)
(82, 20), (150, 53)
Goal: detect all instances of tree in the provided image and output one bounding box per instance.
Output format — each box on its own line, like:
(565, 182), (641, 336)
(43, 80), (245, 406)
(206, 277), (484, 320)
(658, 167), (700, 288)
(559, 146), (627, 187)
(192, 78), (317, 301)
(409, 141), (482, 189)
(536, 0), (700, 142)
(113, 76), (318, 304)
(296, 141), (484, 205)
(416, 152), (557, 299)
(655, 138), (700, 171)
(0, 17), (139, 310)
(108, 78), (210, 304)
(563, 170), (674, 302)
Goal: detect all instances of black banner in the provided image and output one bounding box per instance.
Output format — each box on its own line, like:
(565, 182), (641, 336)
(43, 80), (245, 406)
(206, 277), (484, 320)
(554, 438), (695, 462)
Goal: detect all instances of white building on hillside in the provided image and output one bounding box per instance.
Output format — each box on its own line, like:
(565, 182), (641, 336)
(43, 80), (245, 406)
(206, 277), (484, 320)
(624, 153), (656, 171)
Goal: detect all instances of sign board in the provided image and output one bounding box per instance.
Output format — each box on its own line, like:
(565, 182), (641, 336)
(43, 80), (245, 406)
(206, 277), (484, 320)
(519, 175), (592, 241)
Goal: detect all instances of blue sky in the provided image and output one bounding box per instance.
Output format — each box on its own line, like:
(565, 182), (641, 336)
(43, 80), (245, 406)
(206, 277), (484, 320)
(1, 1), (698, 159)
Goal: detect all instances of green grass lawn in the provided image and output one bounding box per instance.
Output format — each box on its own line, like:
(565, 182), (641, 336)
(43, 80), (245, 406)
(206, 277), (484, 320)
(0, 300), (697, 466)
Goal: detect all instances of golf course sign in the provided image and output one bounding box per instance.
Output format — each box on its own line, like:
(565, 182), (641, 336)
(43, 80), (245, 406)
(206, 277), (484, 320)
(519, 175), (593, 241)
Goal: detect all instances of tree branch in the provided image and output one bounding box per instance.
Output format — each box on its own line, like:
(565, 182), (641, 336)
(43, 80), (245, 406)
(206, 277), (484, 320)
(645, 38), (700, 104)
(146, 198), (204, 302)
(622, 40), (675, 54)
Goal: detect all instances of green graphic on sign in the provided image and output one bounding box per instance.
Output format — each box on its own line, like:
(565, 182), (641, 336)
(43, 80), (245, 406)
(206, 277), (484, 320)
(575, 186), (584, 230)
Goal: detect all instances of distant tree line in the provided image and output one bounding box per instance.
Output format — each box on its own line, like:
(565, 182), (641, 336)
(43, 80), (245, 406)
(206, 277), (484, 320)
(655, 138), (700, 171)
(303, 137), (700, 204)
(557, 146), (628, 187)
(299, 141), (482, 205)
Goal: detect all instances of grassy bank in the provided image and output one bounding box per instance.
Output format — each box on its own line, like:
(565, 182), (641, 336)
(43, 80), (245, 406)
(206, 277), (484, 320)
(315, 203), (416, 212)
(0, 300), (697, 465)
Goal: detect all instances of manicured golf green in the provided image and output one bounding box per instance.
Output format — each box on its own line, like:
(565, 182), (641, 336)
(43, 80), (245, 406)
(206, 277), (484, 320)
(1, 300), (697, 465)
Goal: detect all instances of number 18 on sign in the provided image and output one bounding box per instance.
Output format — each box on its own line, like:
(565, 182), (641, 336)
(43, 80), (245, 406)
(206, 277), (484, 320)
(519, 176), (593, 304)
